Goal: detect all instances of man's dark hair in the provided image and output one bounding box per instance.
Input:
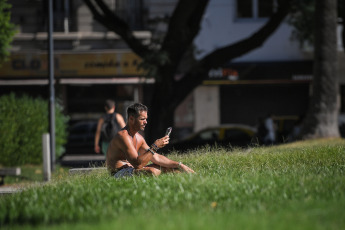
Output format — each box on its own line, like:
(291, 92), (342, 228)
(104, 99), (115, 110)
(127, 103), (148, 119)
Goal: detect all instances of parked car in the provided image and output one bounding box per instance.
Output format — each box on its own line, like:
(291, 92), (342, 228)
(164, 124), (257, 153)
(63, 120), (98, 155)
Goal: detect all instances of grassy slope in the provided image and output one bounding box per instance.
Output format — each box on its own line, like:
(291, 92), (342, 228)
(1, 138), (344, 229)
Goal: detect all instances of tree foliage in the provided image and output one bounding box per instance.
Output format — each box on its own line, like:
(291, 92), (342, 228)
(288, 0), (344, 50)
(0, 0), (17, 65)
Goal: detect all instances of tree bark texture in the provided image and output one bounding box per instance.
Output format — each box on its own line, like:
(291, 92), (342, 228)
(300, 0), (340, 139)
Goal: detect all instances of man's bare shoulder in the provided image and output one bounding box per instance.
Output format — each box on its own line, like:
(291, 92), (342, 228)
(113, 129), (131, 144)
(116, 129), (129, 138)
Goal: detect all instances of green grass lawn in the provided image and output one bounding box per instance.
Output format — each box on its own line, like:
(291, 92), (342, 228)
(1, 138), (345, 230)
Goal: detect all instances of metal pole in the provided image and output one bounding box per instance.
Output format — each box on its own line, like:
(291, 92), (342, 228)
(42, 133), (51, 181)
(48, 0), (56, 171)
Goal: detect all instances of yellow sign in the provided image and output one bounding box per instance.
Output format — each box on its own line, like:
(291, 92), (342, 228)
(0, 51), (145, 77)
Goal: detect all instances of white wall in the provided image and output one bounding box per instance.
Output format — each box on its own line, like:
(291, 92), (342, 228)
(194, 0), (308, 62)
(194, 86), (220, 132)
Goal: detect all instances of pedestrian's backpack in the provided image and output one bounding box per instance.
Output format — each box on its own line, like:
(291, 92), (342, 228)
(101, 113), (121, 142)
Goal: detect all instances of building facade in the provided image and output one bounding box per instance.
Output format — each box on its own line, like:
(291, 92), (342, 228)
(1, 0), (344, 141)
(175, 0), (345, 140)
(0, 0), (152, 122)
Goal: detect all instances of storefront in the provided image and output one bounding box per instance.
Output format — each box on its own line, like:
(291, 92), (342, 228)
(210, 61), (313, 125)
(175, 60), (314, 140)
(0, 51), (152, 122)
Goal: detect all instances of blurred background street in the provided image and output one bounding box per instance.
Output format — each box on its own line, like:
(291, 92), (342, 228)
(1, 0), (344, 168)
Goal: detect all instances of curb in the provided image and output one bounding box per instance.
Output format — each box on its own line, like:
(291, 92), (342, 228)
(0, 187), (21, 196)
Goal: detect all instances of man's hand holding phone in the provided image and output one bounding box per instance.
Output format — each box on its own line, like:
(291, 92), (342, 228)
(153, 127), (172, 149)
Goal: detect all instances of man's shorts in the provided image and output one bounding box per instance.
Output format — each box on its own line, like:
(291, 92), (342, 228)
(114, 167), (135, 178)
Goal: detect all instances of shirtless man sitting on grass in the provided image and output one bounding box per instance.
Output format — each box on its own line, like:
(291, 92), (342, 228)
(106, 103), (195, 178)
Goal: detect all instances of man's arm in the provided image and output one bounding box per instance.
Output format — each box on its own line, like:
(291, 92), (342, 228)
(120, 134), (153, 169)
(116, 113), (126, 128)
(150, 154), (194, 173)
(151, 154), (179, 168)
(138, 136), (176, 168)
(94, 118), (103, 154)
(138, 135), (170, 152)
(138, 136), (195, 173)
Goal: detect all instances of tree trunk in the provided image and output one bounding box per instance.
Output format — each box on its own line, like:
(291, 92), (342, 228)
(146, 94), (175, 144)
(146, 74), (175, 144)
(300, 0), (340, 139)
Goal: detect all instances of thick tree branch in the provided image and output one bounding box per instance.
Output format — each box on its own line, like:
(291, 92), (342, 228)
(172, 0), (292, 108)
(200, 0), (292, 68)
(84, 0), (150, 57)
(161, 0), (209, 62)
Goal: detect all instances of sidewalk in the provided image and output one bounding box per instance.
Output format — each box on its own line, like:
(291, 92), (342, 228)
(58, 154), (106, 168)
(0, 154), (106, 195)
(0, 186), (22, 195)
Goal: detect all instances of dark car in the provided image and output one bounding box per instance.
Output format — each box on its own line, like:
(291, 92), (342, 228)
(63, 120), (98, 155)
(164, 124), (257, 153)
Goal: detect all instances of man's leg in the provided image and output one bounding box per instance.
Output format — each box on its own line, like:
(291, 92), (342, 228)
(135, 166), (161, 176)
(114, 164), (179, 178)
(144, 164), (181, 174)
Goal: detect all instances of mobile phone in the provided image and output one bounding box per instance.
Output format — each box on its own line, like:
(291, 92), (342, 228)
(165, 127), (172, 136)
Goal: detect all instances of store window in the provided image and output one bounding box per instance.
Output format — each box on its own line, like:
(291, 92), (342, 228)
(236, 0), (276, 19)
